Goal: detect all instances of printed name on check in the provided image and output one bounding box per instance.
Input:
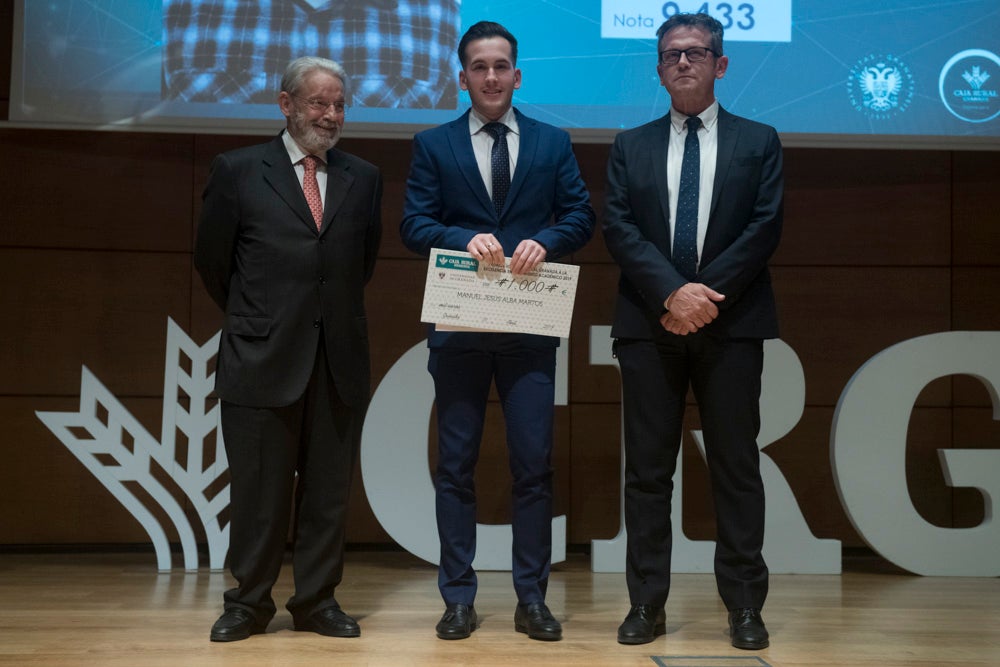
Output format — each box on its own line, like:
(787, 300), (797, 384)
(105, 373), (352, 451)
(420, 248), (582, 338)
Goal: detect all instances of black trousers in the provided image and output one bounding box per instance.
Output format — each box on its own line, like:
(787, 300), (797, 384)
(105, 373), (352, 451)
(220, 339), (363, 623)
(616, 334), (768, 611)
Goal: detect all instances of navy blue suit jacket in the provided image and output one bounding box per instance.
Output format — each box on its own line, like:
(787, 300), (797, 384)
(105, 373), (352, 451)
(603, 107), (783, 341)
(401, 108), (595, 348)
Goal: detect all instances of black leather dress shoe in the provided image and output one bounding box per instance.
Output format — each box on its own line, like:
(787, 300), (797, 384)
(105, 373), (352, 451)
(209, 608), (267, 642)
(294, 606), (361, 638)
(514, 601), (562, 641)
(729, 608), (769, 649)
(436, 603), (477, 639)
(617, 604), (666, 645)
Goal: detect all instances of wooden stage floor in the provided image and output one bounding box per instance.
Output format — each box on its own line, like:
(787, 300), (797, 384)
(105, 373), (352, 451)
(0, 550), (997, 666)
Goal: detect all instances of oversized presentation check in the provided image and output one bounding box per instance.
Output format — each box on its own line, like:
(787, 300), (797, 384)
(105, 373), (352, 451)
(420, 248), (581, 338)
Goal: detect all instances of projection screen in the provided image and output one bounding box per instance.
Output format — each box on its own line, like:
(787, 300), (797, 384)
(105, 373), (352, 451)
(8, 0), (1000, 148)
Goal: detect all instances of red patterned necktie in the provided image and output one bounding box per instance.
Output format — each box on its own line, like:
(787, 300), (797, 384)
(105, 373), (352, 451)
(302, 155), (323, 230)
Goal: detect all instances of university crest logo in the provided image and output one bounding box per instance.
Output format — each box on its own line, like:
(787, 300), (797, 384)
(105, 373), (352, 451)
(847, 54), (914, 120)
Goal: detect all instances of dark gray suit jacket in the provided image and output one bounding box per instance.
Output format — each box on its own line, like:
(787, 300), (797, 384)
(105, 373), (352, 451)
(195, 133), (382, 408)
(603, 107), (783, 340)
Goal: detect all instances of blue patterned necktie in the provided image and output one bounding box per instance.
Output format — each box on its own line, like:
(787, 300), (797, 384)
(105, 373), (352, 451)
(483, 122), (511, 216)
(673, 115), (702, 281)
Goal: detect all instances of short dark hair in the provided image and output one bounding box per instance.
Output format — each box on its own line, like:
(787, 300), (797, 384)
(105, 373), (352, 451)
(656, 13), (724, 56)
(457, 21), (518, 68)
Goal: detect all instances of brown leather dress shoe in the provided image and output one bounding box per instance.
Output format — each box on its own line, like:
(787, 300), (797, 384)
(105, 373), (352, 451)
(514, 601), (562, 641)
(436, 603), (477, 639)
(294, 605), (361, 638)
(729, 607), (769, 649)
(209, 608), (267, 642)
(617, 604), (666, 644)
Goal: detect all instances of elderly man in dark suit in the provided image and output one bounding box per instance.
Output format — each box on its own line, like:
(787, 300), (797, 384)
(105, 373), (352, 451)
(162, 0), (461, 109)
(195, 56), (382, 642)
(603, 13), (783, 650)
(400, 21), (594, 643)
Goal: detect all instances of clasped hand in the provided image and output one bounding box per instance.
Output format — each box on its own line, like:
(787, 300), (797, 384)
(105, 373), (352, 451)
(660, 283), (725, 335)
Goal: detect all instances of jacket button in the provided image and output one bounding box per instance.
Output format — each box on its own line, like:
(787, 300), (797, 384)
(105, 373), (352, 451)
(313, 319), (321, 328)
(319, 277), (326, 285)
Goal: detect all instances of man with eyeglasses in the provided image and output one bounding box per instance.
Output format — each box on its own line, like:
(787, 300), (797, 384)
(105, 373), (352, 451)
(195, 56), (382, 643)
(603, 13), (783, 649)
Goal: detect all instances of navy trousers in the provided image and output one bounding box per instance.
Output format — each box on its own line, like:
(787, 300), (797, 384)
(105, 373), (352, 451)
(428, 341), (556, 606)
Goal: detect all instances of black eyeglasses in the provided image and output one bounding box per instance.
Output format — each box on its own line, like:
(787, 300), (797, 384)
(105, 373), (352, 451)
(292, 95), (347, 114)
(658, 46), (719, 66)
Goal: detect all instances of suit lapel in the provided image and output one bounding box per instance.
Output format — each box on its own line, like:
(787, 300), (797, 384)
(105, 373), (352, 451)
(446, 111), (495, 216)
(320, 148), (354, 233)
(503, 108), (536, 218)
(261, 134), (319, 232)
(698, 107), (741, 264)
(649, 116), (673, 236)
(710, 107), (738, 219)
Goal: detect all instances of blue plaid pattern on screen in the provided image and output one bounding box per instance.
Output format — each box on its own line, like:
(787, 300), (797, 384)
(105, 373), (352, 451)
(163, 0), (461, 109)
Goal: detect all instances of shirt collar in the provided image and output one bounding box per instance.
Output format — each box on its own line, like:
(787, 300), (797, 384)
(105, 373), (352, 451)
(669, 100), (719, 134)
(281, 129), (326, 166)
(468, 107), (519, 137)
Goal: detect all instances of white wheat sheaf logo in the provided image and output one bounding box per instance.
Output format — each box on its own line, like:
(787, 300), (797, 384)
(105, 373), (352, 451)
(36, 318), (227, 572)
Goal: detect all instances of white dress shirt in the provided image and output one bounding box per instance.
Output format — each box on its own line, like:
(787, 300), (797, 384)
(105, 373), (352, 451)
(666, 100), (719, 269)
(468, 107), (520, 200)
(282, 130), (328, 208)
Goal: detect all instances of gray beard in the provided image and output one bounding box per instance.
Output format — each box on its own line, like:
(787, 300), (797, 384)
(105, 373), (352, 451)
(291, 112), (340, 154)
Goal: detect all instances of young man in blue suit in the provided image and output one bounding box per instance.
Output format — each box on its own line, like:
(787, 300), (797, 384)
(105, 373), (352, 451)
(400, 20), (595, 642)
(603, 14), (783, 649)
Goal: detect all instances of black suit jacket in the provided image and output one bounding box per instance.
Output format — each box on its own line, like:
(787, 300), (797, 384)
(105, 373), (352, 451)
(603, 107), (783, 340)
(195, 133), (382, 408)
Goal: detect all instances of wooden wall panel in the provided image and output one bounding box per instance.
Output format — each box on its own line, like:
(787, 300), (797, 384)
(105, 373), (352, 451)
(773, 266), (953, 407)
(360, 258), (428, 384)
(568, 262), (624, 405)
(568, 404), (621, 542)
(951, 408), (1000, 527)
(953, 151), (1000, 265)
(778, 149), (951, 266)
(952, 267), (1000, 407)
(0, 121), (996, 553)
(568, 143), (613, 265)
(347, 456), (391, 544)
(905, 405), (963, 528)
(0, 397), (171, 544)
(0, 129), (194, 252)
(0, 249), (193, 396)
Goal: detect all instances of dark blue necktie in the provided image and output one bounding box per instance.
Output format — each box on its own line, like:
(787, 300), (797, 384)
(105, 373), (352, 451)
(673, 116), (702, 281)
(483, 122), (510, 216)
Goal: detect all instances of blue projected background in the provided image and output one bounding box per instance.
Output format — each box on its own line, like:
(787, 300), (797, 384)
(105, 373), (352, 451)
(9, 0), (1000, 146)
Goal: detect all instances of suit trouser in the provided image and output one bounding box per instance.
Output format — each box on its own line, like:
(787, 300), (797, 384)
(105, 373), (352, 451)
(428, 343), (556, 606)
(616, 334), (768, 611)
(220, 339), (362, 623)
